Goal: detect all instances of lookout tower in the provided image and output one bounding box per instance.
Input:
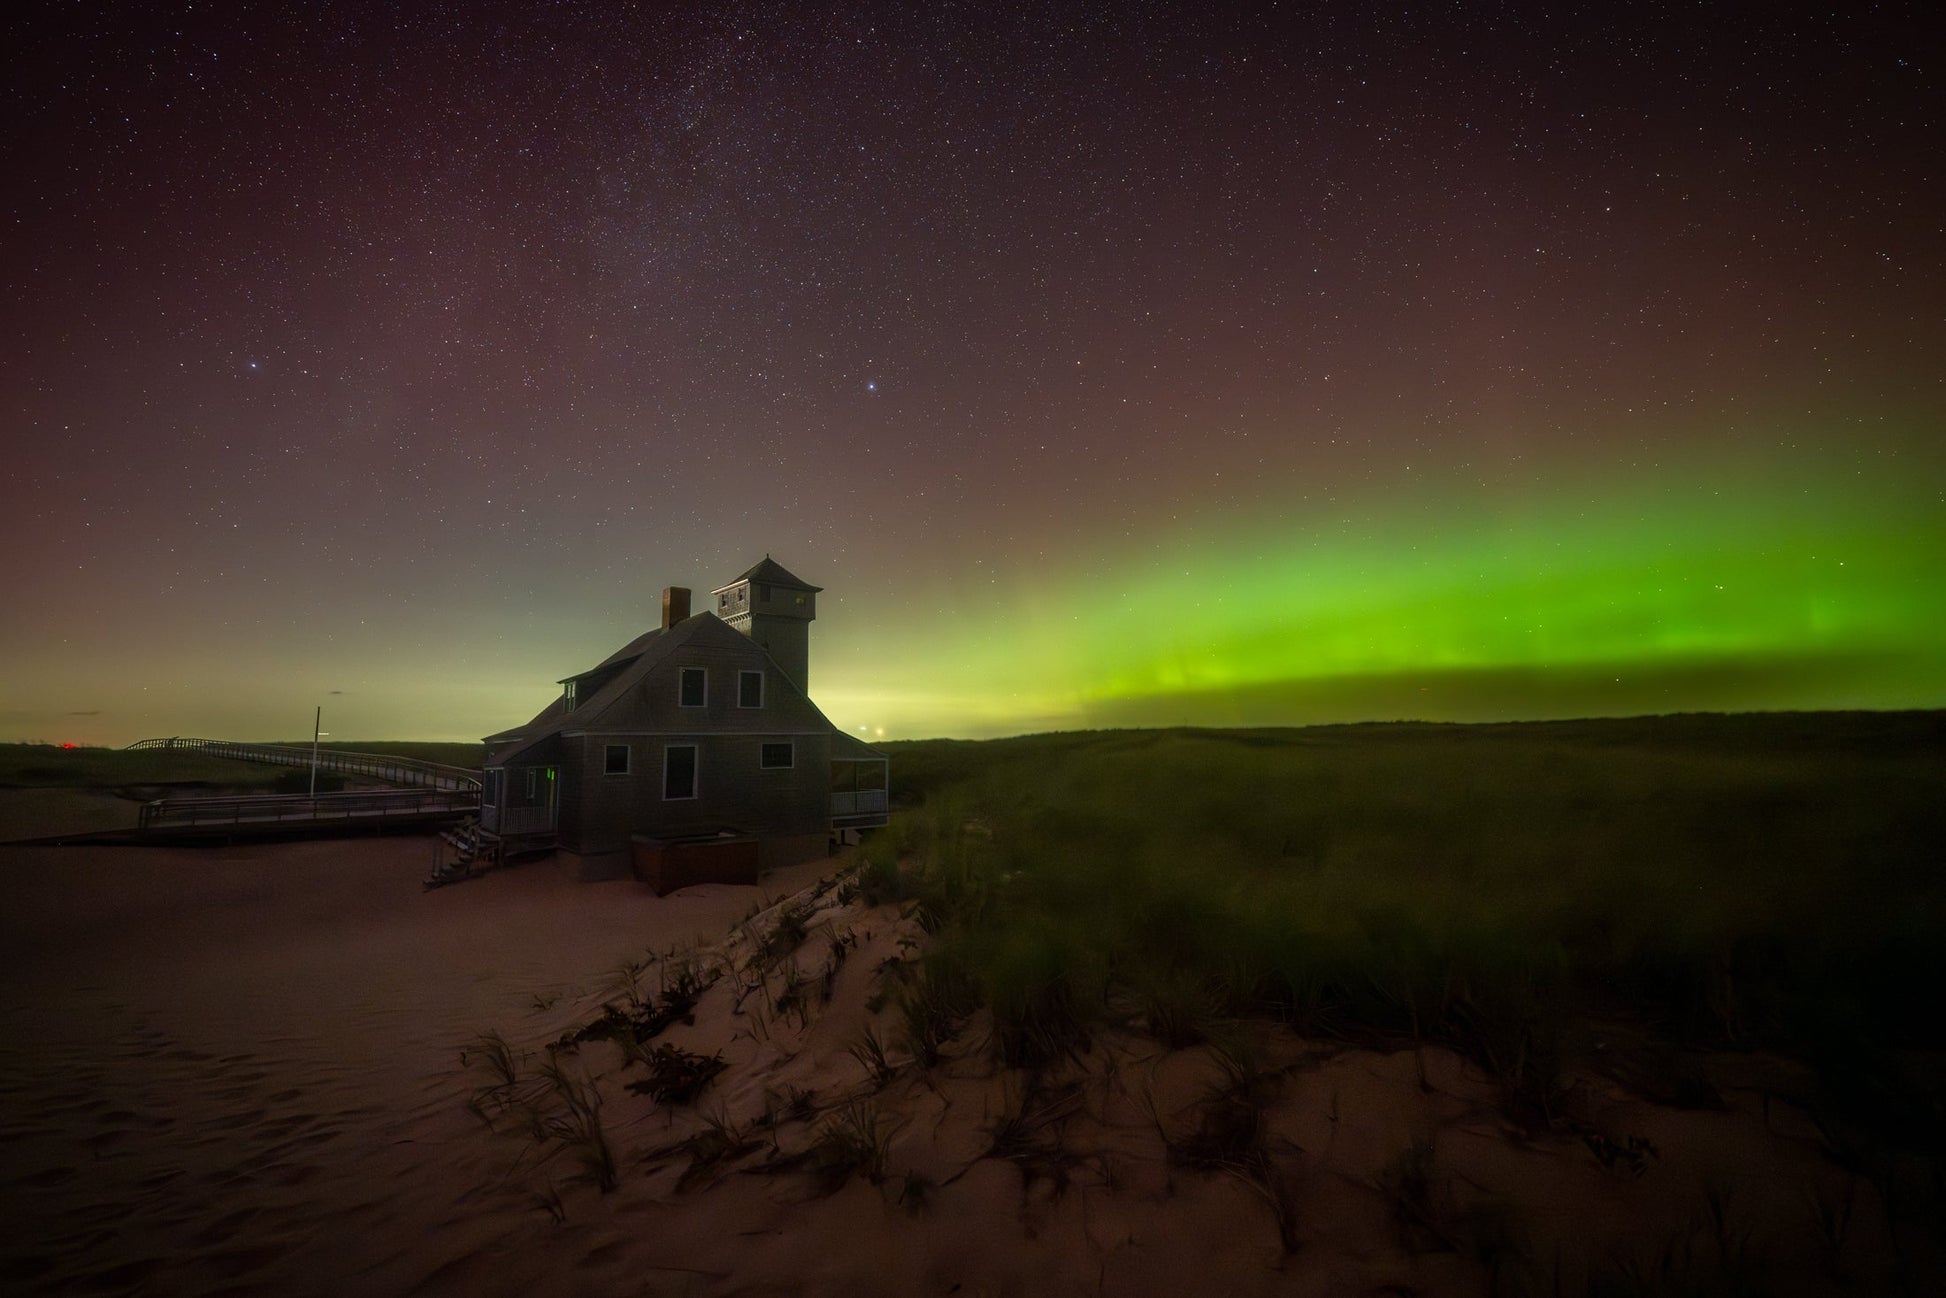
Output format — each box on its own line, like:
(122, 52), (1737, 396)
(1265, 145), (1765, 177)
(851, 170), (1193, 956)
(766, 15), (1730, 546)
(710, 556), (821, 694)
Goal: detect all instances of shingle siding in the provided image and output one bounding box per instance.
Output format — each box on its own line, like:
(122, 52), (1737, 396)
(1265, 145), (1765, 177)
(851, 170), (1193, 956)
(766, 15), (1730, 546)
(481, 596), (884, 867)
(544, 618), (843, 855)
(563, 731), (833, 855)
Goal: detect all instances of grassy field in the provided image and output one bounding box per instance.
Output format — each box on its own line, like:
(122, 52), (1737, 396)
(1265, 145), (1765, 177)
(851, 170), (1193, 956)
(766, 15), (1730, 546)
(0, 741), (483, 789)
(862, 711), (1946, 1153)
(0, 744), (291, 789)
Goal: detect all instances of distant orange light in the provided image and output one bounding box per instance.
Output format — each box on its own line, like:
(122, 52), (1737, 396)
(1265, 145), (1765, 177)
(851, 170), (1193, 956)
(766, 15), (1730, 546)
(62, 742), (76, 749)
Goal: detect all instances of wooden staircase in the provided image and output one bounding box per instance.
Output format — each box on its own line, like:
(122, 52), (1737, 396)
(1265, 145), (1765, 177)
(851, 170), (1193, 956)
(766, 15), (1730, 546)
(424, 817), (499, 888)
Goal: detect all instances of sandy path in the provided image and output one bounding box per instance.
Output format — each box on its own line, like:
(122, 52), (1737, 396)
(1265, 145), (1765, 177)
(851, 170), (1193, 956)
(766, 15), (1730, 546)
(0, 837), (830, 1295)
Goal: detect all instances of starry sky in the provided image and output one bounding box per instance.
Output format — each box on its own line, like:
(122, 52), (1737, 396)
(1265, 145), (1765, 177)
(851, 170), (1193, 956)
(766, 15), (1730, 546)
(3, 2), (1940, 746)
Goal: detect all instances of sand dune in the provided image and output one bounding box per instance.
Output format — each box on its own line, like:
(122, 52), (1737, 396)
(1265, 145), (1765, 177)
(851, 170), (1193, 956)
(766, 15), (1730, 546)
(1, 835), (1931, 1295)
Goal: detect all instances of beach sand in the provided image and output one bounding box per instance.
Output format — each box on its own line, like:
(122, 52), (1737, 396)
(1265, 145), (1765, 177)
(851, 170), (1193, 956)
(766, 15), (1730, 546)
(1, 835), (1932, 1295)
(0, 836), (831, 1294)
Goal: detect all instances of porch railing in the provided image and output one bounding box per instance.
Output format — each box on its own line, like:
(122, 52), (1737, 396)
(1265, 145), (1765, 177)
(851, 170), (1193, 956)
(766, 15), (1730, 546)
(482, 804), (556, 836)
(830, 789), (888, 817)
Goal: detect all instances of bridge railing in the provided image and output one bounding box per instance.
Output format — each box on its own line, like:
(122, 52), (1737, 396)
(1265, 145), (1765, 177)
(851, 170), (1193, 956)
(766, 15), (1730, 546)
(126, 738), (480, 792)
(138, 788), (479, 832)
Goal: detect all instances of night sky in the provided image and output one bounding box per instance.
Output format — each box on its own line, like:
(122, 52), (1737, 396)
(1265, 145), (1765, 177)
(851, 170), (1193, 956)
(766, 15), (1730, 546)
(4, 3), (1940, 745)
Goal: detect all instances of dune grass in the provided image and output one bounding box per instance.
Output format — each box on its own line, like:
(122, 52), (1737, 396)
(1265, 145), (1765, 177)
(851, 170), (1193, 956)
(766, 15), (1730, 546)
(868, 712), (1946, 1149)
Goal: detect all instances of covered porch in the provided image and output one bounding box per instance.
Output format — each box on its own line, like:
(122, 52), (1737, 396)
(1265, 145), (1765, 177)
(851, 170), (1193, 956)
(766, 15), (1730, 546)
(830, 733), (888, 831)
(480, 733), (562, 841)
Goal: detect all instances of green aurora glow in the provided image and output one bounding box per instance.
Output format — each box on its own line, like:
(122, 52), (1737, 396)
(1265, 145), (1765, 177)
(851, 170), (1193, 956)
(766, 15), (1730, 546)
(817, 446), (1943, 737)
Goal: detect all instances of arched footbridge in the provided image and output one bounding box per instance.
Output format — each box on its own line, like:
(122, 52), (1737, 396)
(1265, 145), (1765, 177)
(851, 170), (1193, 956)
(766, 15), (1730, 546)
(124, 738), (480, 835)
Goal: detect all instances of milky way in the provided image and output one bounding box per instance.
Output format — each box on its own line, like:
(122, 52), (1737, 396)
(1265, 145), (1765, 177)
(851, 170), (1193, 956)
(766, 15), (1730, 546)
(3, 3), (1938, 743)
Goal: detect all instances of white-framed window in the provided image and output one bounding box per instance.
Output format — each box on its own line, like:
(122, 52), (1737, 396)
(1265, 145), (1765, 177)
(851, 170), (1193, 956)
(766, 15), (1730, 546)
(664, 744), (698, 800)
(563, 679), (578, 711)
(604, 744), (630, 776)
(739, 670), (764, 708)
(760, 742), (793, 769)
(678, 667), (706, 707)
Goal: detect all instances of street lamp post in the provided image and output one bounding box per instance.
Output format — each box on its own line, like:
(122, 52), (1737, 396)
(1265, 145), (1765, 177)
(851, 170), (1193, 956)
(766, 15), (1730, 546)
(310, 706), (323, 797)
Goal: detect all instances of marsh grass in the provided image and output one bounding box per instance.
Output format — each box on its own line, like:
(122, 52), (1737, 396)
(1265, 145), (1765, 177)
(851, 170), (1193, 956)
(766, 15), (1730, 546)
(1802, 1174), (1857, 1274)
(624, 1044), (727, 1105)
(987, 1077), (1086, 1195)
(0, 743), (290, 789)
(0, 739), (482, 788)
(1158, 1041), (1301, 1252)
(1380, 1134), (1451, 1253)
(894, 950), (980, 1069)
(796, 1098), (895, 1193)
(674, 1110), (763, 1192)
(560, 958), (706, 1051)
(758, 900), (811, 966)
(465, 1037), (618, 1196)
(1584, 1181), (1770, 1297)
(869, 715), (1946, 1143)
(462, 1029), (542, 1125)
(848, 1025), (899, 1087)
(534, 1057), (618, 1192)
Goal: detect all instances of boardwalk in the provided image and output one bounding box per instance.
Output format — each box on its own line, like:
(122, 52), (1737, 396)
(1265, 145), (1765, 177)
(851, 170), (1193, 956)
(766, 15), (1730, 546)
(124, 738), (481, 838)
(137, 788), (479, 835)
(127, 738), (479, 792)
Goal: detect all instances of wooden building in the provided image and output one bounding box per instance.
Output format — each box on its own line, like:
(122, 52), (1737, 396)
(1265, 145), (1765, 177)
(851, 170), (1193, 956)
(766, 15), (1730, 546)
(479, 558), (888, 878)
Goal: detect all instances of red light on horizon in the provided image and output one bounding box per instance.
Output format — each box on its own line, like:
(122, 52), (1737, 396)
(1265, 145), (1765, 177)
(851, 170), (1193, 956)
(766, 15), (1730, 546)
(62, 742), (76, 749)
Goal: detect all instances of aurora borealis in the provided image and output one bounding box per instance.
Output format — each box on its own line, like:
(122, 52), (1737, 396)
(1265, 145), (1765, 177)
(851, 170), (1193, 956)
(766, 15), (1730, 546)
(3, 4), (1940, 744)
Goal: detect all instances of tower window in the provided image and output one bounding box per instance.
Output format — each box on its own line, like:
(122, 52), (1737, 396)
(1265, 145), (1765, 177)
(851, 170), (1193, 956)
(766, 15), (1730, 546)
(679, 667), (706, 707)
(739, 670), (763, 708)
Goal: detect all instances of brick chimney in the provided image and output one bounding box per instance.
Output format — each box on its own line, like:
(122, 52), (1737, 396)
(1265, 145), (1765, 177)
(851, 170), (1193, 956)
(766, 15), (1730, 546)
(661, 586), (691, 628)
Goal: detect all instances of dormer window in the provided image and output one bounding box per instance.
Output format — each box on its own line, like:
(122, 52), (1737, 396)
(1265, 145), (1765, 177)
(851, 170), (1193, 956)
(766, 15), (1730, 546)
(679, 667), (706, 707)
(563, 680), (577, 712)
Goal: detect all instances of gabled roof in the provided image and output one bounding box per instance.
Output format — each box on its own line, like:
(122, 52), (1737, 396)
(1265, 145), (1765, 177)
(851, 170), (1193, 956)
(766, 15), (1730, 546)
(711, 555), (822, 594)
(483, 692), (567, 744)
(484, 615), (712, 765)
(482, 611), (857, 768)
(558, 625), (666, 682)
